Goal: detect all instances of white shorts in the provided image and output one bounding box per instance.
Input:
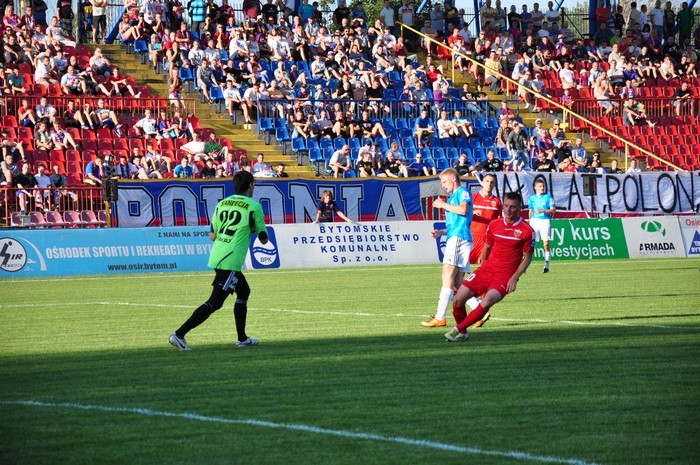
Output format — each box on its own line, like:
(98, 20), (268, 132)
(530, 218), (552, 242)
(443, 236), (472, 272)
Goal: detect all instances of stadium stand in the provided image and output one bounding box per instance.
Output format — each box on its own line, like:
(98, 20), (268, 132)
(1, 0), (698, 226)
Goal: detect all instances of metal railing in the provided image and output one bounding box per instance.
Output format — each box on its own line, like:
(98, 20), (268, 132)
(256, 98), (497, 123)
(396, 22), (684, 172)
(0, 95), (198, 120)
(1, 186), (105, 227)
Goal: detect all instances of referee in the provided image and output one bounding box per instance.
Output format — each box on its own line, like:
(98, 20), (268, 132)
(169, 171), (268, 350)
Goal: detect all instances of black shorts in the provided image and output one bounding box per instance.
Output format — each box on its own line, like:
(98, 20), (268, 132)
(212, 269), (245, 295)
(94, 15), (107, 32)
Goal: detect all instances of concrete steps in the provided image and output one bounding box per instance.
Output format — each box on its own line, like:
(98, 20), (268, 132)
(98, 44), (317, 178)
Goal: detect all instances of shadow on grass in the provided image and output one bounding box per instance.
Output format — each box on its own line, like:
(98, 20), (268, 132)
(1, 325), (699, 465)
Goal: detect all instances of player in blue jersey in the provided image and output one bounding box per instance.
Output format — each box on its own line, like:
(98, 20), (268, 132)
(528, 179), (556, 273)
(422, 168), (477, 327)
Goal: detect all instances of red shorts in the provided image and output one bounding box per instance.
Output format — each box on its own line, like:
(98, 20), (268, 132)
(470, 234), (486, 264)
(462, 267), (511, 298)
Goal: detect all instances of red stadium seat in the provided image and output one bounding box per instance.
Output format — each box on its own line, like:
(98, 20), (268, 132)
(82, 129), (97, 140)
(17, 126), (32, 139)
(129, 139), (145, 151)
(45, 211), (68, 228)
(3, 115), (18, 127)
(67, 161), (83, 174)
(65, 127), (81, 141)
(80, 210), (106, 227)
(49, 149), (66, 163)
(66, 149), (81, 162)
(63, 210), (87, 226)
(33, 149), (49, 163)
(113, 139), (129, 151)
(96, 128), (113, 140)
(160, 138), (174, 151)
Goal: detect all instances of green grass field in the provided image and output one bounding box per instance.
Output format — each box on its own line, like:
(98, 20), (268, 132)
(1, 259), (699, 465)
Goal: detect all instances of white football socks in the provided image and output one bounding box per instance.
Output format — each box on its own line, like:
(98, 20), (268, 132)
(435, 287), (454, 320)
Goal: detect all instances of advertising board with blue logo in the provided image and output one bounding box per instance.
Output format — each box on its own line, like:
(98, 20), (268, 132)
(245, 222), (438, 269)
(677, 216), (700, 257)
(0, 222), (441, 278)
(2, 218), (698, 279)
(0, 227), (212, 277)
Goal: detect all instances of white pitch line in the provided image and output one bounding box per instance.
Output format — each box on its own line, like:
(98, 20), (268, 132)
(0, 399), (602, 465)
(1, 302), (698, 330)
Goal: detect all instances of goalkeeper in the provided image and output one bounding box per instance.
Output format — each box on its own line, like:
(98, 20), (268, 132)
(169, 171), (268, 350)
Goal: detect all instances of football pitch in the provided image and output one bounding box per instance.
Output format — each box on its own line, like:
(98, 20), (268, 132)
(1, 259), (699, 465)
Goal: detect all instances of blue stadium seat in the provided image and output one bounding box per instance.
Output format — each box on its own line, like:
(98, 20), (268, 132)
(419, 148), (433, 160)
(435, 158), (450, 171)
(472, 147), (486, 162)
(209, 87), (225, 111)
(291, 137), (307, 154)
(455, 137), (469, 149)
(320, 138), (333, 150)
(348, 137), (361, 150)
(473, 118), (487, 129)
(402, 137), (416, 149)
(258, 117), (274, 144)
(440, 138), (455, 148)
(468, 138), (483, 149)
(273, 118), (286, 129)
(133, 39), (148, 64)
(446, 148), (460, 164)
(275, 127), (291, 154)
(432, 148), (446, 160)
(307, 139), (320, 151)
(333, 137), (346, 150)
(178, 67), (195, 92)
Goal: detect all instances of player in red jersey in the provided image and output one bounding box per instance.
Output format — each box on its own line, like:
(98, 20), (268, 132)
(468, 174), (503, 328)
(470, 174), (503, 264)
(445, 192), (535, 342)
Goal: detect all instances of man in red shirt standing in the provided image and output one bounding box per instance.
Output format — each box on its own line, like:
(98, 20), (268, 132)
(467, 173), (503, 328)
(470, 174), (502, 264)
(446, 192), (534, 342)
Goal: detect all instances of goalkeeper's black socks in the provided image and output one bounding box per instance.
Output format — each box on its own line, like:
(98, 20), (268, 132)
(176, 303), (214, 339)
(233, 302), (247, 342)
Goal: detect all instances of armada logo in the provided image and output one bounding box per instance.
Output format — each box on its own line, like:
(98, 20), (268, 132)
(637, 220), (675, 254)
(640, 220), (666, 237)
(250, 228), (280, 269)
(639, 242), (676, 252)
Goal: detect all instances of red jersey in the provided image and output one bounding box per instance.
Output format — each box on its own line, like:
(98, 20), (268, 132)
(481, 217), (535, 277)
(471, 191), (502, 236)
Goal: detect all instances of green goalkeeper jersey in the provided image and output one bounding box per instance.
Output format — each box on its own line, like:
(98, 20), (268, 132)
(208, 194), (268, 271)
